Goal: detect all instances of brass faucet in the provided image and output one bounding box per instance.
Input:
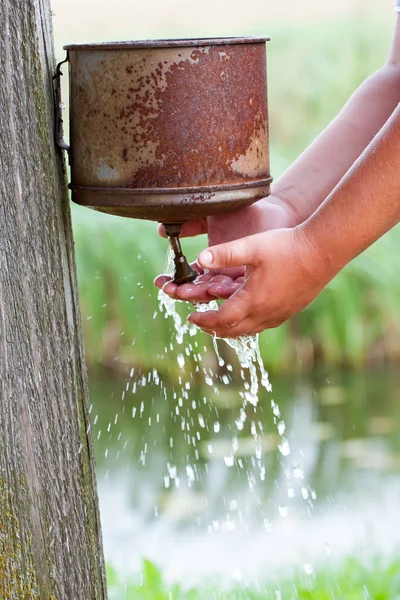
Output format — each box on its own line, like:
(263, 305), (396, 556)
(163, 223), (197, 285)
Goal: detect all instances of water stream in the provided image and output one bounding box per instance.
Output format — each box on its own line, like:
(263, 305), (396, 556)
(158, 248), (290, 491)
(93, 248), (322, 583)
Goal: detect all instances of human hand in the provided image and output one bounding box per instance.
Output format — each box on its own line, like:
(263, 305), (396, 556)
(154, 196), (298, 303)
(186, 226), (335, 338)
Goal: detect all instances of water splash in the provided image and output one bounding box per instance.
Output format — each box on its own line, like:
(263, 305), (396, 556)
(157, 247), (285, 492)
(158, 247), (198, 344)
(137, 245), (316, 563)
(222, 335), (271, 406)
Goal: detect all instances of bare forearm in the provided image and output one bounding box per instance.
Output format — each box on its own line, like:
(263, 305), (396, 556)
(300, 103), (400, 276)
(272, 18), (400, 223)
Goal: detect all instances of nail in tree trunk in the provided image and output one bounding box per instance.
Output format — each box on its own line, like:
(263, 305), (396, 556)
(0, 1), (107, 597)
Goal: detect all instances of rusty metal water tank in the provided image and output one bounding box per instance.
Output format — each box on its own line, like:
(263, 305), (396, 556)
(56, 37), (272, 282)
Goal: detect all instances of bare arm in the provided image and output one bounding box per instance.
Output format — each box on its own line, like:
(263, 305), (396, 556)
(301, 101), (400, 275)
(187, 97), (400, 337)
(273, 15), (400, 224)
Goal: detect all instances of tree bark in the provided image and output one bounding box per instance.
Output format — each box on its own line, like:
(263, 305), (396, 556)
(0, 1), (107, 598)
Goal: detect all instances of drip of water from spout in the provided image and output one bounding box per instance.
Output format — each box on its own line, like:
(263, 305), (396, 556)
(158, 246), (278, 446)
(157, 246), (314, 525)
(158, 247), (203, 343)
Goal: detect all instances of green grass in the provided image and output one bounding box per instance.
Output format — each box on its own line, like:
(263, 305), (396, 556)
(106, 557), (400, 599)
(72, 18), (400, 375)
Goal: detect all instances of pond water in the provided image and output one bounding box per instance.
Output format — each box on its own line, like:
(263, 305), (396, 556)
(89, 364), (400, 584)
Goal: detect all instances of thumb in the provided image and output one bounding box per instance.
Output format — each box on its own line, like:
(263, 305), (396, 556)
(198, 234), (261, 270)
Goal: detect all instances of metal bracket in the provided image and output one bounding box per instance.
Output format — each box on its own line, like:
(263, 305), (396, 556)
(54, 55), (70, 157)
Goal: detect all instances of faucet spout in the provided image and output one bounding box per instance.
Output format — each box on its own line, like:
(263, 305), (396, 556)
(163, 223), (198, 285)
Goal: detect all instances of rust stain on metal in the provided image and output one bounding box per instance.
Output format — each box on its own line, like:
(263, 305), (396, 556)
(127, 44), (269, 188)
(65, 38), (271, 222)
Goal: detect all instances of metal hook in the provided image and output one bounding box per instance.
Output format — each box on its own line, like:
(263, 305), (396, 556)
(54, 55), (70, 157)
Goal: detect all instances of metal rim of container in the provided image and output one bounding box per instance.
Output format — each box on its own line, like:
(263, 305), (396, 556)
(64, 37), (270, 51)
(69, 177), (273, 196)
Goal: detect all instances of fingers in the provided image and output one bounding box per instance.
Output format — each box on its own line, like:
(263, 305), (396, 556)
(174, 274), (234, 303)
(198, 234), (261, 271)
(175, 279), (218, 304)
(154, 268), (243, 303)
(154, 272), (222, 303)
(201, 317), (275, 338)
(154, 274), (172, 289)
(207, 276), (244, 299)
(201, 317), (256, 339)
(188, 287), (251, 332)
(168, 273), (236, 304)
(157, 219), (207, 238)
(154, 262), (203, 295)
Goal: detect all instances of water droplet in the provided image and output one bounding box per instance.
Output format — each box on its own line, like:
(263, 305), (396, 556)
(186, 464), (195, 482)
(277, 421), (285, 436)
(235, 418), (244, 431)
(168, 464), (177, 479)
(232, 436), (239, 453)
(263, 518), (272, 532)
(278, 438), (291, 457)
(301, 487), (309, 500)
(272, 406), (280, 418)
(293, 464), (304, 480)
(278, 505), (288, 518)
(304, 563), (314, 575)
(224, 454), (234, 467)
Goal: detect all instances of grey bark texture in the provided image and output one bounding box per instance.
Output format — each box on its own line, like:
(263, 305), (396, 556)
(0, 0), (107, 598)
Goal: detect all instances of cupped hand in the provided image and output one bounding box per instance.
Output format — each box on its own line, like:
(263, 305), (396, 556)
(186, 226), (335, 338)
(154, 196), (298, 303)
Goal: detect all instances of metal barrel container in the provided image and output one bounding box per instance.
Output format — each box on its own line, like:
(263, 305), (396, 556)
(62, 37), (272, 223)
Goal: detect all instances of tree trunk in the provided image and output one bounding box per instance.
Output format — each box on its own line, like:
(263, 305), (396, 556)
(0, 1), (107, 598)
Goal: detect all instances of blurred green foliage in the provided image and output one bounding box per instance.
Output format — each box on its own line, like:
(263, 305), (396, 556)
(106, 557), (400, 599)
(73, 19), (400, 375)
(267, 19), (391, 162)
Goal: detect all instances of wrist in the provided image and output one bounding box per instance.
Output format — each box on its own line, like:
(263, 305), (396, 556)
(269, 183), (310, 226)
(265, 191), (303, 228)
(293, 221), (342, 286)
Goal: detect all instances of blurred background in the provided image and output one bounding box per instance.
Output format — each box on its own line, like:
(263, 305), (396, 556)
(51, 0), (400, 596)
